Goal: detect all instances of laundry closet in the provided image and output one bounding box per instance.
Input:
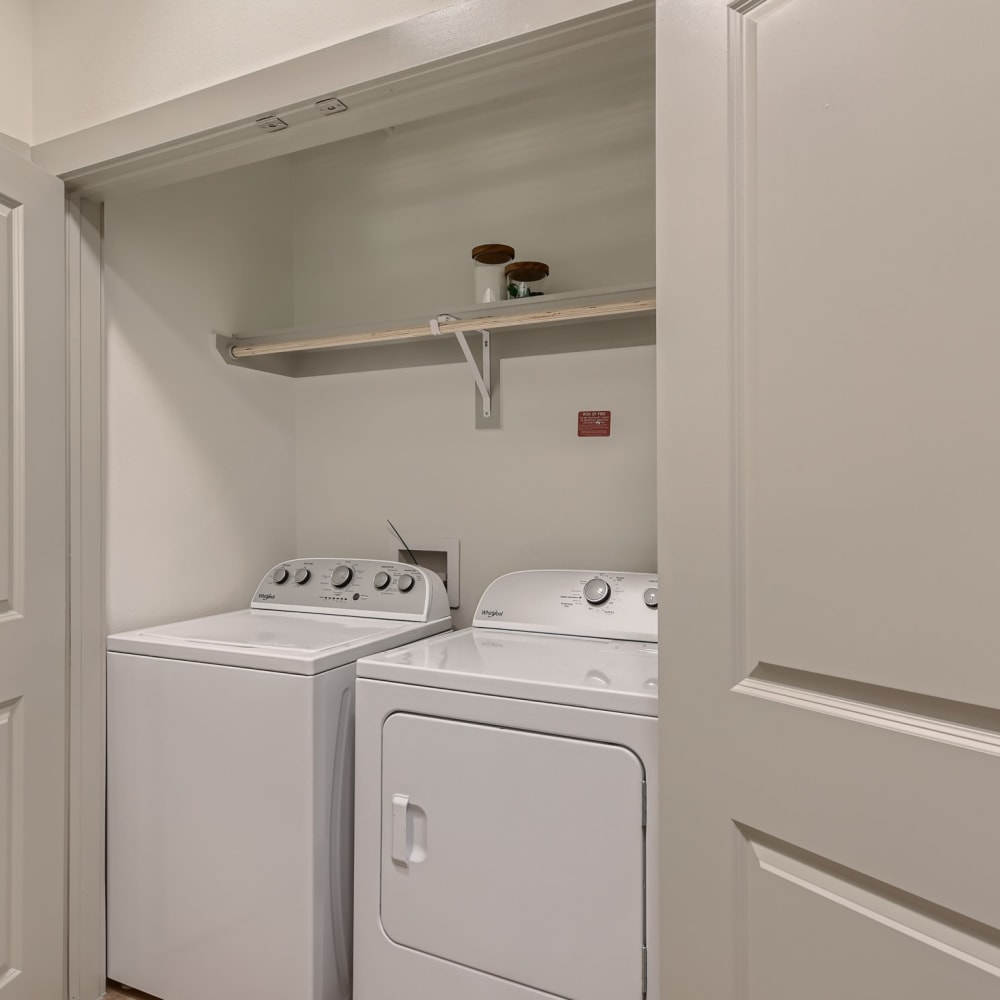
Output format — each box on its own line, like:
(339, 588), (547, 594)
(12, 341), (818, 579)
(98, 9), (657, 633)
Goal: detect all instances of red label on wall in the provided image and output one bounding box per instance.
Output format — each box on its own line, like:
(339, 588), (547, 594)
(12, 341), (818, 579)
(578, 410), (611, 437)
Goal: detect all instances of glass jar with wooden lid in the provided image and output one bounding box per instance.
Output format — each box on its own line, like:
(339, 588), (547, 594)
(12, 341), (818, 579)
(505, 260), (549, 298)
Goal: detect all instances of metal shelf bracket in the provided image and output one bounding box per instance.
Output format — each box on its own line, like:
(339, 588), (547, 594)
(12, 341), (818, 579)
(431, 314), (491, 418)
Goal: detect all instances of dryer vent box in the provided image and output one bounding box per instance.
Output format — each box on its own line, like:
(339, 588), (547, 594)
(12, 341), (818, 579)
(388, 534), (460, 609)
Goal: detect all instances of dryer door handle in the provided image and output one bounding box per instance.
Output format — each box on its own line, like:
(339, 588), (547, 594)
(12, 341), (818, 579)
(391, 793), (411, 865)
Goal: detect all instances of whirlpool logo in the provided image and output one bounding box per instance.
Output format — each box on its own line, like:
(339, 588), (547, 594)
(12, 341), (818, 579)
(480, 608), (504, 618)
(256, 592), (276, 601)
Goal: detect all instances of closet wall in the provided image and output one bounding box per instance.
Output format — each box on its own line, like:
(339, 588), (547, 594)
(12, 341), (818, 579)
(101, 50), (656, 631)
(295, 347), (656, 627)
(104, 158), (298, 632)
(291, 62), (657, 626)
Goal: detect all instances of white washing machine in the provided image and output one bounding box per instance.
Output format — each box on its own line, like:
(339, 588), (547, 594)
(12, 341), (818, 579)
(353, 569), (659, 1000)
(107, 557), (451, 1000)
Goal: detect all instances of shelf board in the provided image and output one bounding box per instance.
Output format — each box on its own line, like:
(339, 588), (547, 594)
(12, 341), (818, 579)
(215, 285), (655, 364)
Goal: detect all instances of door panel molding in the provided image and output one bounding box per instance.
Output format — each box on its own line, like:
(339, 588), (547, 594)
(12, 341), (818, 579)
(735, 664), (1000, 754)
(0, 198), (25, 621)
(0, 699), (22, 987)
(727, 1), (753, 690)
(741, 825), (1000, 978)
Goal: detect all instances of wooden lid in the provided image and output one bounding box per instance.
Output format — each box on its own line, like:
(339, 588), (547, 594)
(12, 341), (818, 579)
(505, 260), (549, 281)
(471, 243), (516, 264)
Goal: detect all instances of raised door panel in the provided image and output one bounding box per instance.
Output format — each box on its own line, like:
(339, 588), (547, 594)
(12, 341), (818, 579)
(744, 829), (1000, 998)
(0, 198), (17, 614)
(739, 0), (1000, 706)
(380, 713), (645, 1000)
(0, 703), (16, 986)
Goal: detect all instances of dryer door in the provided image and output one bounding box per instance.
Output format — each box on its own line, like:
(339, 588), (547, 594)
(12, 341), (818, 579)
(380, 713), (646, 1000)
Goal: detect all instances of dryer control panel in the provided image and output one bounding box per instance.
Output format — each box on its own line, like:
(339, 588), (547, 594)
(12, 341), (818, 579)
(251, 558), (449, 622)
(473, 569), (658, 642)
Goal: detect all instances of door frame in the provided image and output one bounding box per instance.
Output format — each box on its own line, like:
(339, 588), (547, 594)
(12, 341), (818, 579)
(66, 196), (105, 1000)
(60, 4), (655, 997)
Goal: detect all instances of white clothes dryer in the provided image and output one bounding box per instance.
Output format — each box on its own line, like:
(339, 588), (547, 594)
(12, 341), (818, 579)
(107, 558), (450, 1000)
(353, 569), (659, 1000)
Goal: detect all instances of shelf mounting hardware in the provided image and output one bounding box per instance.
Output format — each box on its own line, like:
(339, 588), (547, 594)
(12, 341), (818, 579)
(431, 314), (491, 418)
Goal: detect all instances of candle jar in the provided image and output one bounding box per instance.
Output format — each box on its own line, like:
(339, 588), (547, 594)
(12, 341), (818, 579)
(471, 244), (516, 303)
(505, 260), (549, 298)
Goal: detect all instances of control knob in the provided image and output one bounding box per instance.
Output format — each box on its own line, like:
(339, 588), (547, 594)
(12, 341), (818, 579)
(331, 565), (354, 588)
(294, 567), (311, 585)
(583, 577), (611, 606)
(398, 573), (416, 593)
(643, 587), (658, 609)
(373, 571), (391, 591)
(272, 567), (289, 585)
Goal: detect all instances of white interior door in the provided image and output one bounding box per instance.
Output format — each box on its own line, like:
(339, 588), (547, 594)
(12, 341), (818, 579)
(0, 147), (67, 999)
(658, 0), (1000, 996)
(381, 713), (646, 1000)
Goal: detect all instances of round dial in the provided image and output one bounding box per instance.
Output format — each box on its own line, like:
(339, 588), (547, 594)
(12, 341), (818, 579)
(294, 567), (311, 585)
(331, 565), (353, 588)
(271, 567), (289, 585)
(643, 587), (658, 609)
(373, 571), (391, 591)
(397, 573), (416, 593)
(583, 577), (611, 606)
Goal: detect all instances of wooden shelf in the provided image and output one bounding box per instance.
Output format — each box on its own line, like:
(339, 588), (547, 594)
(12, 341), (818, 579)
(215, 285), (655, 366)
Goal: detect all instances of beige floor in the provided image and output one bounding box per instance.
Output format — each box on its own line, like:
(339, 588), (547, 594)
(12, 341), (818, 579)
(105, 984), (159, 1000)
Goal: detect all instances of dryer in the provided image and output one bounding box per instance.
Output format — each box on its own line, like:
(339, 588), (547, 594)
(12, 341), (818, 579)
(107, 557), (450, 1000)
(353, 569), (659, 1000)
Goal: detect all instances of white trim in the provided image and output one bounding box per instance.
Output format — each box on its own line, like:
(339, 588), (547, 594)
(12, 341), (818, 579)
(744, 828), (1000, 979)
(0, 131), (29, 160)
(3, 198), (26, 622)
(66, 196), (105, 1000)
(31, 0), (651, 196)
(734, 674), (1000, 756)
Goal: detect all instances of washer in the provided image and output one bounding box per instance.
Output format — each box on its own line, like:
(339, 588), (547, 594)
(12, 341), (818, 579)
(107, 558), (451, 1000)
(353, 569), (659, 1000)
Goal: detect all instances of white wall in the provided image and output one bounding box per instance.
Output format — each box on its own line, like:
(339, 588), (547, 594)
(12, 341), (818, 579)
(104, 158), (298, 632)
(291, 63), (656, 626)
(0, 0), (32, 145)
(100, 27), (655, 631)
(291, 62), (655, 324)
(31, 0), (449, 144)
(295, 348), (657, 628)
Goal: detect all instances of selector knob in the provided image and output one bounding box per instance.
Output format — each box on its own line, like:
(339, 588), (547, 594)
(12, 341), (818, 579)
(643, 587), (658, 609)
(398, 573), (416, 593)
(272, 567), (289, 585)
(373, 571), (391, 591)
(331, 565), (354, 588)
(583, 577), (611, 606)
(294, 567), (311, 585)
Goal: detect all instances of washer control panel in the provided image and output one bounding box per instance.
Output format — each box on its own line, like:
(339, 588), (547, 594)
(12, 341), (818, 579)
(474, 569), (658, 642)
(251, 558), (449, 622)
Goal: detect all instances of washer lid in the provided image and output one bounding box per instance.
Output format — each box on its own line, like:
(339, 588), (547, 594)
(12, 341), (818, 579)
(108, 609), (450, 675)
(357, 627), (658, 715)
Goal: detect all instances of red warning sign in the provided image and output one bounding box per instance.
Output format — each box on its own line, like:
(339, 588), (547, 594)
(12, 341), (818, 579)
(578, 410), (611, 437)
